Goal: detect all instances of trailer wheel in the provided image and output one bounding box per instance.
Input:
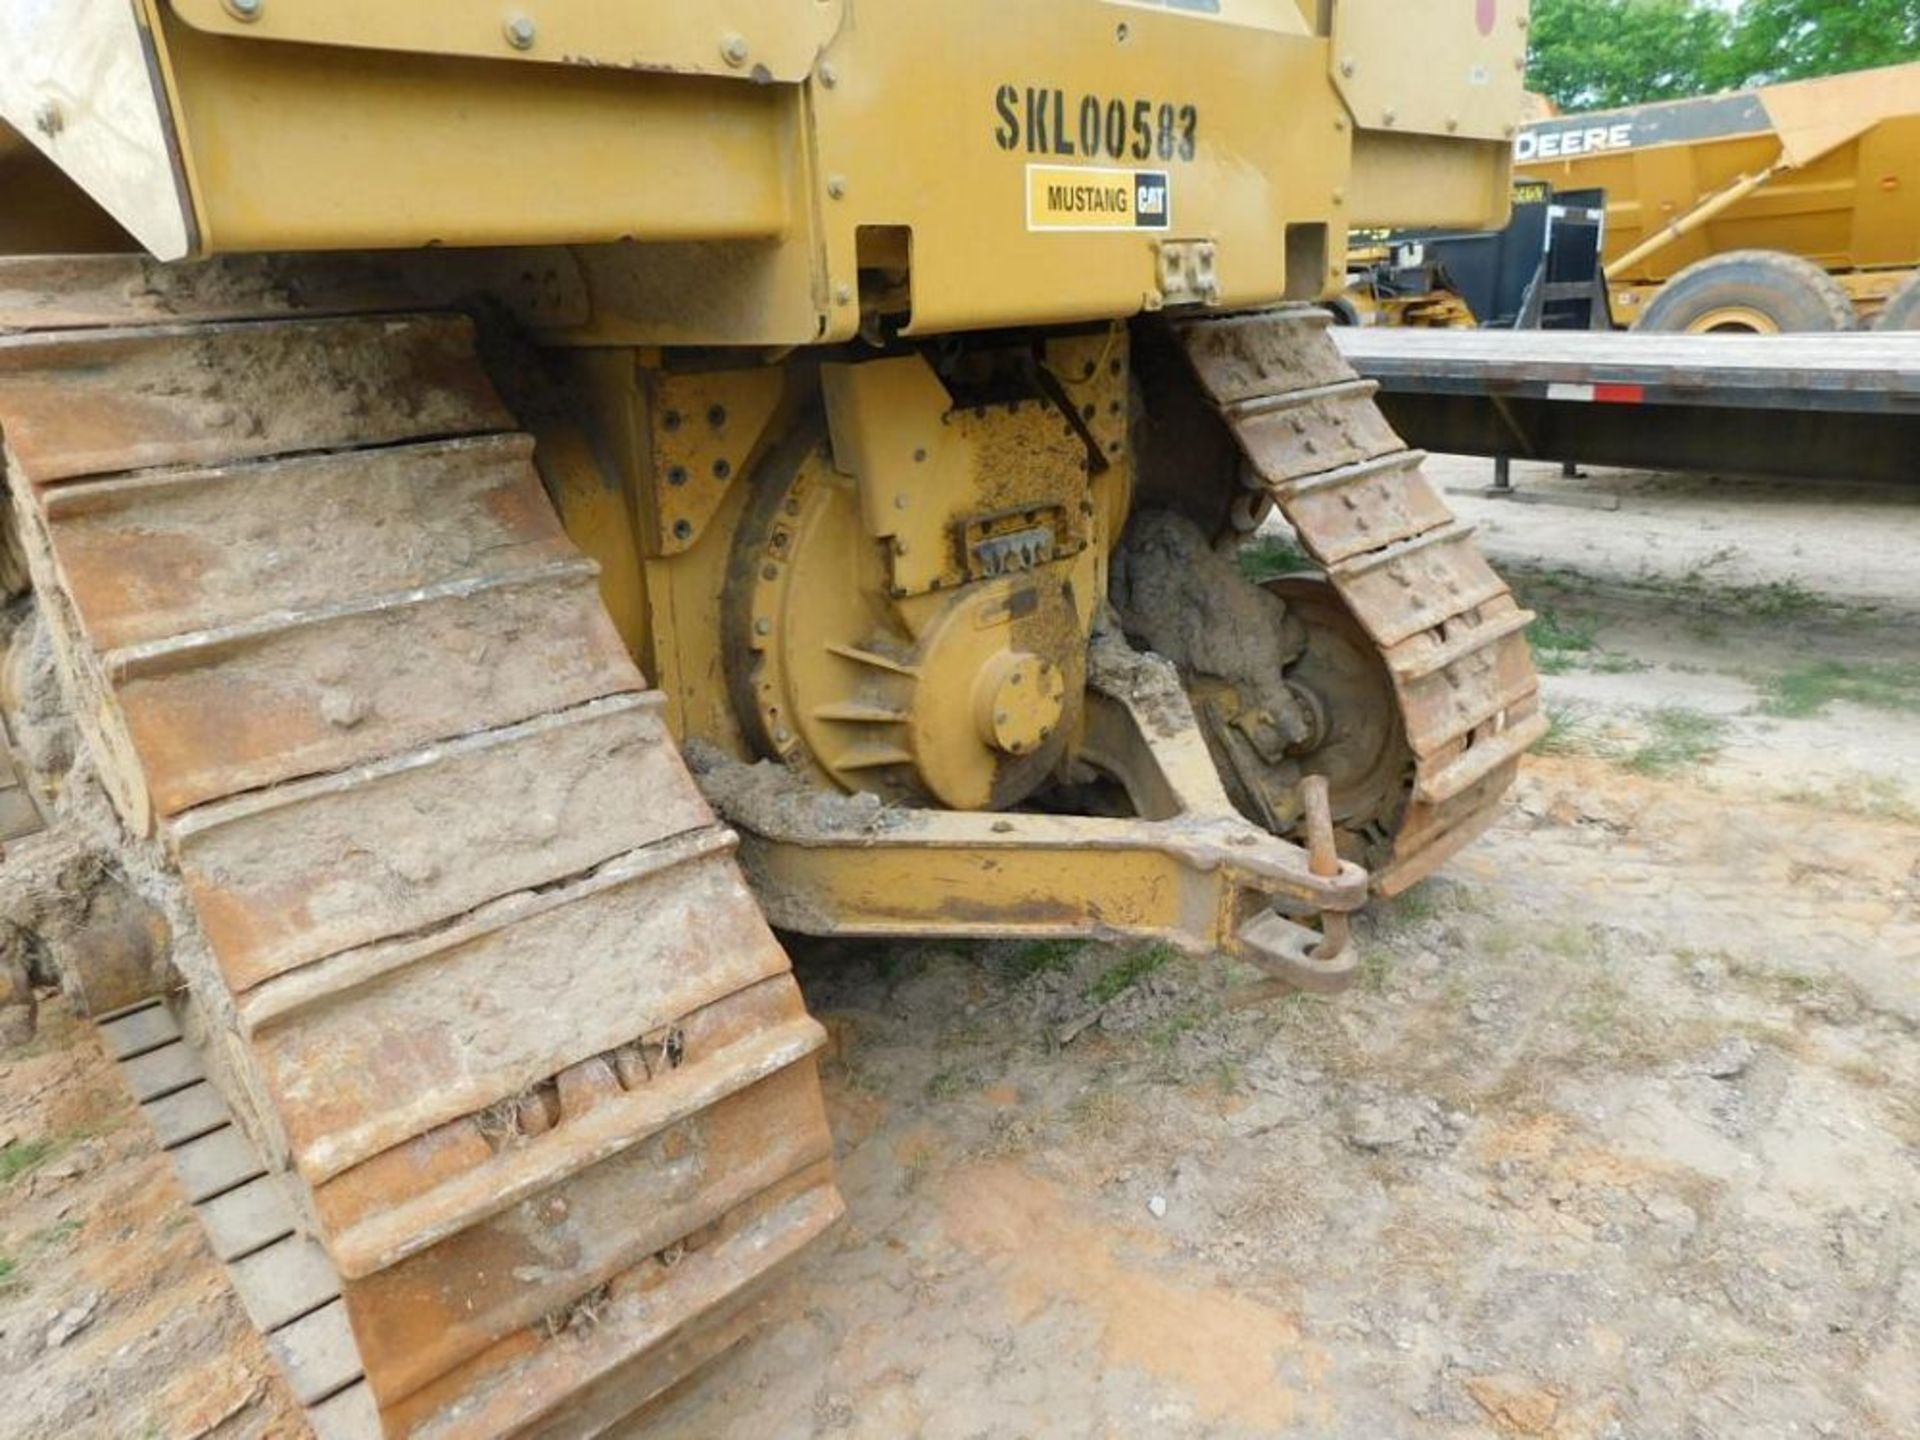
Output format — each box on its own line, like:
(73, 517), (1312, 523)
(1635, 250), (1858, 335)
(1873, 272), (1920, 330)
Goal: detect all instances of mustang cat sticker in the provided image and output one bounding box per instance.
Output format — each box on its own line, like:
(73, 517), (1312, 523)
(1026, 165), (1171, 232)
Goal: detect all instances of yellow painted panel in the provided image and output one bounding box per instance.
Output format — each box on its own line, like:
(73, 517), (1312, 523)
(168, 0), (842, 83)
(809, 0), (1354, 334)
(1759, 61), (1920, 169)
(159, 12), (796, 252)
(1333, 0), (1531, 142)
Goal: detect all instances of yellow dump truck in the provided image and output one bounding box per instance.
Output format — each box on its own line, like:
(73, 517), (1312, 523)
(0, 4), (1538, 1435)
(1516, 61), (1920, 331)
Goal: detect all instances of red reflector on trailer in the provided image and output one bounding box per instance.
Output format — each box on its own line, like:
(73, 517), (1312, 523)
(1546, 381), (1645, 405)
(1593, 382), (1646, 404)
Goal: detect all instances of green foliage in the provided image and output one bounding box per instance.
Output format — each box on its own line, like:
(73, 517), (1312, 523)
(1529, 0), (1920, 112)
(1529, 0), (1734, 112)
(1725, 0), (1920, 86)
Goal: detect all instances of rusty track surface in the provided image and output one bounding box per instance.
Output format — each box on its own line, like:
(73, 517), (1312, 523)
(1177, 307), (1547, 894)
(0, 256), (842, 1438)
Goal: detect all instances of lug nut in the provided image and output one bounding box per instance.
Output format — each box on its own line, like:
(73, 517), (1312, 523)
(504, 15), (536, 50)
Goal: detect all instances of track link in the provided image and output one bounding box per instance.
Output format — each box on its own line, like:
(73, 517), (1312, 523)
(1175, 307), (1547, 893)
(0, 257), (842, 1437)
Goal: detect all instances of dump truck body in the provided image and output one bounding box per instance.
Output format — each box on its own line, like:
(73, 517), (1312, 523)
(0, 5), (1541, 1435)
(1514, 62), (1920, 328)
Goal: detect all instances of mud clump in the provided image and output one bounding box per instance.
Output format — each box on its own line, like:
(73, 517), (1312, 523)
(1, 598), (77, 786)
(0, 936), (34, 1046)
(687, 740), (903, 837)
(0, 603), (174, 1024)
(1110, 509), (1308, 728)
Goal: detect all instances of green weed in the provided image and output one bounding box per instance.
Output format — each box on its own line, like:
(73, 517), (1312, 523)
(1781, 774), (1920, 825)
(1004, 939), (1085, 981)
(1374, 886), (1437, 929)
(1148, 998), (1214, 1053)
(1543, 924), (1594, 963)
(1591, 652), (1652, 675)
(1568, 975), (1629, 1039)
(1727, 578), (1824, 621)
(1528, 608), (1599, 657)
(1085, 944), (1174, 1005)
(34, 1218), (80, 1248)
(1757, 661), (1920, 720)
(1238, 534), (1315, 583)
(1537, 701), (1599, 757)
(1626, 707), (1727, 776)
(1345, 943), (1393, 994)
(0, 1138), (55, 1186)
(926, 1063), (977, 1101)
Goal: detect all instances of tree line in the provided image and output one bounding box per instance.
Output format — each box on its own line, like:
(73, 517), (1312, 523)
(1529, 0), (1920, 112)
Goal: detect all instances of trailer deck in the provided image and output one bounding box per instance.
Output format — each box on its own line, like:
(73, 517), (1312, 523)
(1333, 329), (1920, 485)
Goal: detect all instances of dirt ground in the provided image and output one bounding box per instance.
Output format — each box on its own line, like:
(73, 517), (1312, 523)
(4, 458), (1917, 1439)
(0, 1000), (303, 1437)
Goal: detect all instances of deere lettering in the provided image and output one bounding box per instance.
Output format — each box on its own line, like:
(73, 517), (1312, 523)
(1515, 121), (1635, 163)
(994, 85), (1199, 163)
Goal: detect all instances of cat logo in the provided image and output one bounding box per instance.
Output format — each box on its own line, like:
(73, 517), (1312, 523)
(1135, 177), (1169, 224)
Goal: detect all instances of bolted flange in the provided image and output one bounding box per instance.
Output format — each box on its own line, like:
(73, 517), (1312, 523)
(974, 652), (1066, 759)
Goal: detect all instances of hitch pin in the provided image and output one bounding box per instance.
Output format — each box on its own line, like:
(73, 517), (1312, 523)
(1302, 774), (1352, 963)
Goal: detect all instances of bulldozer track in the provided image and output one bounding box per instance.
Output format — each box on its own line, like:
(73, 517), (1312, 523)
(0, 258), (842, 1438)
(1176, 306), (1546, 894)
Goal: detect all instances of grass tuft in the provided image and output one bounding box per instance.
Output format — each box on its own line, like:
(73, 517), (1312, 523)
(1003, 939), (1085, 981)
(1781, 774), (1920, 825)
(1591, 652), (1652, 676)
(1537, 701), (1599, 757)
(1084, 943), (1174, 1006)
(1757, 661), (1920, 720)
(1238, 534), (1316, 583)
(925, 1063), (977, 1101)
(1727, 577), (1824, 621)
(1528, 607), (1599, 656)
(0, 1138), (56, 1186)
(1148, 1000), (1212, 1053)
(1625, 706), (1727, 776)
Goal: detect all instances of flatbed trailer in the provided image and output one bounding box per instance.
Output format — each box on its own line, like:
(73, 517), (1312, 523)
(1333, 329), (1920, 486)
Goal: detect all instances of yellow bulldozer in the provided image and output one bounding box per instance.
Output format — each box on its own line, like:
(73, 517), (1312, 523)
(0, 4), (1540, 1435)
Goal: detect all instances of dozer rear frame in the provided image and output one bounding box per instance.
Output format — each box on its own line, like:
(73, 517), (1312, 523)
(0, 5), (1541, 1436)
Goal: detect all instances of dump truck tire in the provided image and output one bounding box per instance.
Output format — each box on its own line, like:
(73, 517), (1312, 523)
(1873, 271), (1920, 330)
(1635, 250), (1859, 335)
